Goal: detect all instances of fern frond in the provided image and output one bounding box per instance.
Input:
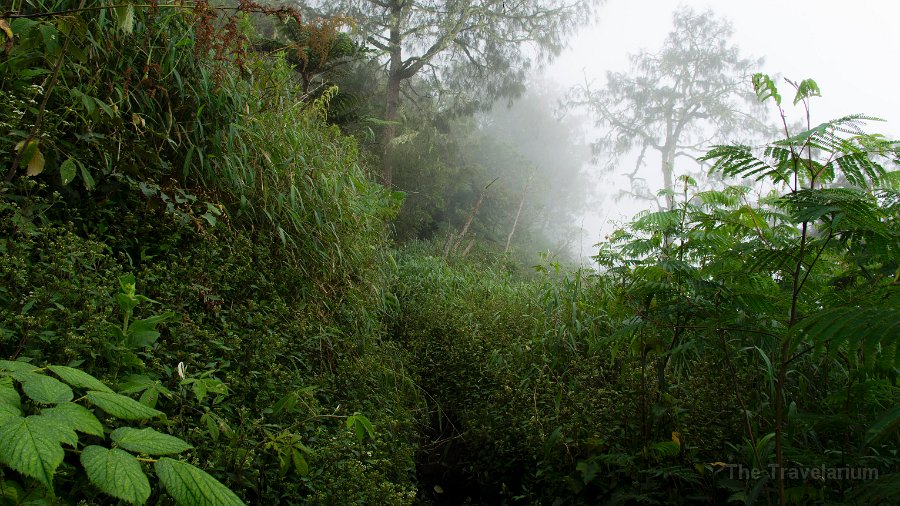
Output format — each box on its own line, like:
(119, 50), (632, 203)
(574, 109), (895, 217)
(831, 151), (887, 187)
(702, 145), (792, 185)
(797, 307), (900, 369)
(631, 209), (681, 233)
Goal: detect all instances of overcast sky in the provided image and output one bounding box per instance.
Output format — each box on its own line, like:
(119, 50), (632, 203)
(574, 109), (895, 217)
(542, 0), (900, 259)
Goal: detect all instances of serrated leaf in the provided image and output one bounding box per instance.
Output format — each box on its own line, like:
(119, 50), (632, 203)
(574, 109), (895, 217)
(47, 365), (114, 393)
(112, 427), (192, 455)
(0, 360), (38, 373)
(125, 312), (174, 348)
(81, 446), (151, 505)
(59, 158), (77, 185)
(0, 403), (21, 424)
(139, 387), (158, 409)
(42, 402), (104, 437)
(87, 392), (163, 421)
(0, 415), (77, 490)
(155, 458), (246, 506)
(19, 373), (74, 404)
(0, 376), (20, 408)
(118, 374), (154, 395)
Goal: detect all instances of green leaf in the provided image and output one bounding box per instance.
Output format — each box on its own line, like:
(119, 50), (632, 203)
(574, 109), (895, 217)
(752, 73), (781, 106)
(59, 158), (77, 185)
(0, 376), (20, 408)
(125, 312), (175, 348)
(139, 387), (159, 409)
(155, 458), (246, 506)
(576, 459), (599, 484)
(291, 448), (309, 476)
(42, 402), (104, 437)
(793, 78), (821, 105)
(346, 413), (375, 444)
(18, 372), (74, 404)
(78, 160), (96, 190)
(111, 427), (192, 455)
(81, 446), (151, 505)
(86, 392), (163, 421)
(113, 3), (135, 34)
(0, 360), (38, 373)
(47, 365), (114, 393)
(0, 415), (77, 490)
(0, 403), (21, 425)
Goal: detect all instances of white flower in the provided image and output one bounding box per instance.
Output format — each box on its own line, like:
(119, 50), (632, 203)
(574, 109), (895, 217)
(176, 362), (186, 380)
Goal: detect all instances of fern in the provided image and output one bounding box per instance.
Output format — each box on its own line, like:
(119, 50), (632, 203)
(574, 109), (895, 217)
(796, 307), (900, 369)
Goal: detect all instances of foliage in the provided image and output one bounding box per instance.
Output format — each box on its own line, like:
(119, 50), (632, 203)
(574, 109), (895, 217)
(0, 359), (243, 505)
(300, 0), (597, 185)
(3, 1), (898, 504)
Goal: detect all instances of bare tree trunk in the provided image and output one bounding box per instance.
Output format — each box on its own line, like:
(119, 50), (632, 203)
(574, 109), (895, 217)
(505, 168), (535, 253)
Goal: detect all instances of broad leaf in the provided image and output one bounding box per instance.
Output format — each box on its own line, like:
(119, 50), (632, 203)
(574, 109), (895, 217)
(0, 415), (77, 490)
(111, 427), (192, 455)
(59, 158), (77, 185)
(81, 446), (151, 505)
(0, 403), (21, 425)
(291, 448), (309, 476)
(18, 373), (74, 404)
(86, 392), (163, 421)
(0, 376), (20, 408)
(42, 402), (104, 437)
(0, 360), (38, 373)
(48, 365), (114, 393)
(155, 458), (246, 506)
(125, 312), (175, 348)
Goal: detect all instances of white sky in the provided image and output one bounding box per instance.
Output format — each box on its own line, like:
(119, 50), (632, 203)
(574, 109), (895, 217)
(541, 0), (900, 259)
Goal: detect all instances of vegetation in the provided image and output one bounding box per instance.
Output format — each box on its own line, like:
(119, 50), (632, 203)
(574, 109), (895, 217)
(1, 1), (898, 505)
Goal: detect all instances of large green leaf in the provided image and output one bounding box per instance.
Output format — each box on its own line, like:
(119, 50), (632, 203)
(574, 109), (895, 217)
(0, 360), (39, 373)
(111, 427), (192, 455)
(17, 373), (74, 404)
(0, 415), (77, 490)
(47, 365), (114, 393)
(0, 403), (21, 425)
(42, 402), (104, 437)
(81, 446), (151, 505)
(86, 392), (163, 421)
(125, 312), (176, 349)
(0, 377), (20, 408)
(155, 458), (245, 506)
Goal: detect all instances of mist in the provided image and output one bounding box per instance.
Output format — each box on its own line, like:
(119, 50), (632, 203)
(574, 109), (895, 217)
(536, 0), (900, 253)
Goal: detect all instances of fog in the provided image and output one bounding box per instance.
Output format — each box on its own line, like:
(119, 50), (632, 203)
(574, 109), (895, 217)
(536, 0), (900, 261)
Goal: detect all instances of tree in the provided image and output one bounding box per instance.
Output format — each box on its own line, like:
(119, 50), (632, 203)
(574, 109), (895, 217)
(569, 7), (766, 210)
(596, 76), (900, 505)
(299, 0), (596, 186)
